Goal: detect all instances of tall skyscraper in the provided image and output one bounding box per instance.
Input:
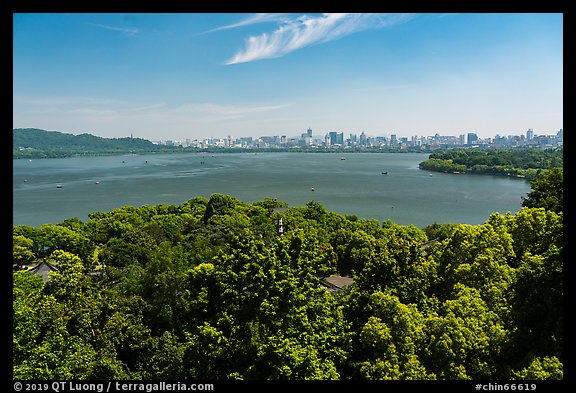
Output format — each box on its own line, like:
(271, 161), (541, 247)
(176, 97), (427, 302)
(329, 131), (338, 146)
(526, 128), (534, 140)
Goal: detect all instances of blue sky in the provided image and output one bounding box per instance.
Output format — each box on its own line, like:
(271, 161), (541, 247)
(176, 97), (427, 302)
(13, 13), (563, 141)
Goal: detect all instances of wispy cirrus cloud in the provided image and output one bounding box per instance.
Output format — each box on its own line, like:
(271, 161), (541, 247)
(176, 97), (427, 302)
(88, 22), (140, 36)
(175, 102), (291, 116)
(225, 13), (417, 65)
(13, 95), (292, 137)
(13, 96), (164, 119)
(204, 13), (290, 33)
(13, 96), (120, 106)
(14, 95), (288, 123)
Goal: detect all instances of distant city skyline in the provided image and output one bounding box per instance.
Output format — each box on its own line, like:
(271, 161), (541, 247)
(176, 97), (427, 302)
(147, 126), (561, 143)
(148, 127), (563, 150)
(13, 13), (563, 141)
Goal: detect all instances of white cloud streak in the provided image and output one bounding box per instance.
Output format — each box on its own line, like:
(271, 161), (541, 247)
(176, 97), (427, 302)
(175, 103), (291, 116)
(205, 13), (290, 33)
(226, 13), (417, 65)
(13, 96), (292, 137)
(14, 95), (289, 122)
(88, 22), (140, 36)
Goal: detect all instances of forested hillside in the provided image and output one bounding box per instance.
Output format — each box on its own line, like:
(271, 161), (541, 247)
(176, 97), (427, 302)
(13, 174), (563, 380)
(13, 128), (172, 158)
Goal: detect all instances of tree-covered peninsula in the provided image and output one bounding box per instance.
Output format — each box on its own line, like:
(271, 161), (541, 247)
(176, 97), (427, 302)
(418, 147), (563, 180)
(13, 174), (563, 380)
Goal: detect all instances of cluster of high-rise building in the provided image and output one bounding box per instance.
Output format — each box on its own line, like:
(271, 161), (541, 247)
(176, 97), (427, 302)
(154, 128), (563, 150)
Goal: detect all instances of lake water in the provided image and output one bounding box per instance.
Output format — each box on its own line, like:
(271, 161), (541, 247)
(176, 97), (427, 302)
(13, 152), (532, 228)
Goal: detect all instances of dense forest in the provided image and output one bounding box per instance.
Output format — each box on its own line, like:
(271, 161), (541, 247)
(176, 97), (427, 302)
(419, 147), (563, 180)
(12, 169), (563, 380)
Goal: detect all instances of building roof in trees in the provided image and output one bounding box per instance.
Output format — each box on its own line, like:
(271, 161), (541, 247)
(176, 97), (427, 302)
(30, 261), (59, 282)
(321, 275), (354, 292)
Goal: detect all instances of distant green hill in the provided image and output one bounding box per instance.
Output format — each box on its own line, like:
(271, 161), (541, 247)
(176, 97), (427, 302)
(13, 128), (173, 158)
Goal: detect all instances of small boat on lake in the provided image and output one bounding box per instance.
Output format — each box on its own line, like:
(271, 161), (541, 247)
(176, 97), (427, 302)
(381, 171), (388, 175)
(56, 184), (63, 188)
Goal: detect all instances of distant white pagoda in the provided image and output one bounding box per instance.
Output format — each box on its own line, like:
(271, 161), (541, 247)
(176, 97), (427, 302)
(278, 217), (284, 236)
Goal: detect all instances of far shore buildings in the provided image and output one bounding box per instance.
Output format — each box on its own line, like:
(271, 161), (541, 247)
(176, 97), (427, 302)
(155, 128), (563, 150)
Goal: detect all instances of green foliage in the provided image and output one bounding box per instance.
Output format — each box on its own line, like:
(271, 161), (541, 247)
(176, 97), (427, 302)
(507, 247), (563, 364)
(13, 194), (563, 380)
(203, 193), (243, 223)
(357, 291), (434, 380)
(252, 197), (288, 212)
(424, 284), (508, 379)
(419, 147), (562, 180)
(512, 356), (563, 380)
(419, 158), (466, 173)
(422, 222), (457, 241)
(13, 235), (36, 266)
(521, 167), (563, 213)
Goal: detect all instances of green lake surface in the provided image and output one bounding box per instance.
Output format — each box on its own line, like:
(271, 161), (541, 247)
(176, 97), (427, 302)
(13, 152), (532, 228)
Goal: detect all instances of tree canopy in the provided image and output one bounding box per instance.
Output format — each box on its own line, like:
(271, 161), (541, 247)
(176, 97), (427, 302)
(13, 191), (563, 381)
(419, 147), (562, 180)
(521, 167), (563, 213)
